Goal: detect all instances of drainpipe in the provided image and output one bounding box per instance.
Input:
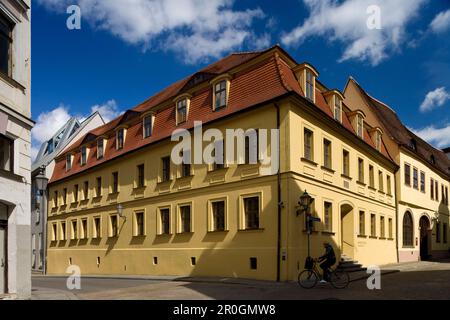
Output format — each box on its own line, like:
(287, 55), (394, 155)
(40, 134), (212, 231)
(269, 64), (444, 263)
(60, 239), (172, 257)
(394, 170), (400, 263)
(275, 103), (282, 282)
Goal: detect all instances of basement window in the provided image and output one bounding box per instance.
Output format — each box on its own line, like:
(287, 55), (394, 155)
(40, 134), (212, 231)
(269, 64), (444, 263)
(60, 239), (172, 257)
(250, 257), (258, 270)
(191, 257), (196, 266)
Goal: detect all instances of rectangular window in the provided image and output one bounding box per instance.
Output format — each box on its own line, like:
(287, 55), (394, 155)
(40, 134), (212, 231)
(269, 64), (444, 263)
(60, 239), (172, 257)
(80, 146), (87, 166)
(404, 163), (411, 186)
(244, 132), (258, 165)
(305, 71), (314, 101)
(323, 139), (332, 169)
(143, 115), (153, 138)
(74, 184), (79, 202)
(369, 165), (375, 188)
(388, 218), (393, 239)
(420, 171), (425, 193)
(112, 172), (119, 193)
(109, 215), (118, 237)
(97, 139), (104, 159)
(444, 223), (448, 243)
(51, 223), (57, 241)
(435, 180), (439, 201)
(0, 14), (13, 76)
(214, 80), (227, 109)
(53, 191), (58, 207)
(387, 175), (392, 195)
(162, 157), (171, 182)
(160, 208), (170, 235)
(63, 188), (67, 205)
(358, 158), (364, 183)
(180, 205), (191, 233)
(212, 201), (225, 231)
(324, 202), (332, 231)
(71, 220), (78, 240)
(359, 211), (365, 235)
(442, 185), (445, 204)
(60, 222), (66, 241)
(81, 218), (88, 239)
(66, 154), (72, 171)
(116, 128), (124, 150)
(304, 129), (313, 161)
(180, 151), (191, 177)
(96, 177), (102, 197)
(342, 150), (350, 176)
(93, 217), (101, 239)
(334, 96), (341, 122)
(380, 216), (385, 238)
(378, 171), (384, 192)
(431, 178), (434, 199)
(446, 187), (449, 206)
(134, 212), (145, 236)
(137, 164), (145, 188)
(177, 99), (187, 124)
(250, 257), (258, 270)
(83, 181), (89, 200)
(436, 222), (441, 243)
(371, 214), (376, 237)
(213, 140), (224, 170)
(244, 197), (260, 230)
(413, 168), (418, 190)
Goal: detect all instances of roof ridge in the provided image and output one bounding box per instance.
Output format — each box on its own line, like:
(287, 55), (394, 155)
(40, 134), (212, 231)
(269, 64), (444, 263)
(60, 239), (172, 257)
(273, 52), (292, 92)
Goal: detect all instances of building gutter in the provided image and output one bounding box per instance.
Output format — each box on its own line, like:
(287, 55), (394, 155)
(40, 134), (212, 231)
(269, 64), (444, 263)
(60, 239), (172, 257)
(394, 167), (400, 263)
(275, 102), (282, 282)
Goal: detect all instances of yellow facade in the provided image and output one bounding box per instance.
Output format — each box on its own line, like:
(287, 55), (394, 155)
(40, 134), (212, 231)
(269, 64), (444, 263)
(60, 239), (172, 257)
(344, 79), (450, 263)
(47, 48), (401, 281)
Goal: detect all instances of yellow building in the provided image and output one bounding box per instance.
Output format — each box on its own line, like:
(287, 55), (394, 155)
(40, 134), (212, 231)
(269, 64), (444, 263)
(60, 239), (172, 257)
(344, 78), (450, 262)
(46, 46), (400, 281)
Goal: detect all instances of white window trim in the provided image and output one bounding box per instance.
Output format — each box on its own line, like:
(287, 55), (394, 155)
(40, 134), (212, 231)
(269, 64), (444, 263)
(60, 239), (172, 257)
(174, 94), (192, 126)
(133, 209), (146, 237)
(239, 192), (263, 230)
(157, 205), (172, 235)
(177, 202), (193, 234)
(207, 197), (228, 232)
(210, 74), (232, 111)
(142, 112), (155, 138)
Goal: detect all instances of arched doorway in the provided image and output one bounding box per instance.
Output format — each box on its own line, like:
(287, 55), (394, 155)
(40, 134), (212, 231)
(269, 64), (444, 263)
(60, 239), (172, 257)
(340, 204), (354, 259)
(419, 216), (431, 261)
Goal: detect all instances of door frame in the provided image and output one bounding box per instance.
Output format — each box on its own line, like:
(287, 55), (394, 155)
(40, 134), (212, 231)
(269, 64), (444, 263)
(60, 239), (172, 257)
(419, 215), (431, 261)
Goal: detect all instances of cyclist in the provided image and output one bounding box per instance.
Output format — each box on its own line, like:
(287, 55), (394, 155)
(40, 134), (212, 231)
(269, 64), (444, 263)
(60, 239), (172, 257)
(317, 241), (336, 284)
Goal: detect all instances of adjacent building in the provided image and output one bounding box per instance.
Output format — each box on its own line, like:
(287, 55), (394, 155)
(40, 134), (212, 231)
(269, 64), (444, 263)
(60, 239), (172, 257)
(0, 0), (32, 299)
(46, 46), (404, 281)
(31, 112), (104, 273)
(344, 78), (450, 262)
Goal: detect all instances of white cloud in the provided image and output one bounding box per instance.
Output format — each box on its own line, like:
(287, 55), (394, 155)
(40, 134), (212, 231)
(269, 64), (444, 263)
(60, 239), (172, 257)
(430, 9), (450, 33)
(90, 99), (123, 123)
(412, 124), (450, 148)
(31, 100), (123, 161)
(281, 0), (426, 66)
(419, 87), (450, 112)
(37, 0), (268, 64)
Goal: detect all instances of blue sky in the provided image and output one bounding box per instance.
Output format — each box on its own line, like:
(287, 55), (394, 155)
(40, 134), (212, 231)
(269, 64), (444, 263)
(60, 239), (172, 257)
(31, 0), (450, 158)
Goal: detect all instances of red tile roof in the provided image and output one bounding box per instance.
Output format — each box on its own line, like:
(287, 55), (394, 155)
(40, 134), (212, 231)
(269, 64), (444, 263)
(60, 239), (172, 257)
(350, 78), (450, 179)
(50, 46), (392, 184)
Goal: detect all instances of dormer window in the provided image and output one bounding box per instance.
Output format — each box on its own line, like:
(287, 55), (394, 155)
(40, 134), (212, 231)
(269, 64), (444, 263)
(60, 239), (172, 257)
(357, 115), (363, 138)
(214, 81), (227, 110)
(293, 63), (319, 104)
(80, 146), (88, 166)
(324, 90), (343, 123)
(211, 74), (231, 111)
(97, 138), (105, 159)
(143, 114), (154, 138)
(375, 131), (382, 151)
(305, 71), (314, 101)
(66, 154), (72, 171)
(177, 99), (187, 124)
(430, 155), (436, 165)
(369, 127), (383, 152)
(116, 128), (125, 150)
(409, 139), (417, 151)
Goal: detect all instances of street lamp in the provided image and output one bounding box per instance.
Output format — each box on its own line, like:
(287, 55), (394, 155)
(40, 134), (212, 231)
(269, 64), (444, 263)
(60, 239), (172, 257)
(298, 190), (313, 215)
(117, 203), (126, 220)
(35, 166), (48, 207)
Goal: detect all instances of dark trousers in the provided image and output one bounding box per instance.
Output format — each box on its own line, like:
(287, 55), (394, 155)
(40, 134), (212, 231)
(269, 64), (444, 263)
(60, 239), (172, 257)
(320, 259), (335, 281)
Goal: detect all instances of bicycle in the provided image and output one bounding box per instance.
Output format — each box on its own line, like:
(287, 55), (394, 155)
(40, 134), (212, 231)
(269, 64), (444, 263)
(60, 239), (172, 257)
(298, 258), (350, 289)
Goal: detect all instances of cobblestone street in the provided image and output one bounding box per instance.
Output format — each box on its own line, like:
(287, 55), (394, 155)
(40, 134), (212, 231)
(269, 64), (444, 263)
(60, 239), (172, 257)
(31, 260), (450, 300)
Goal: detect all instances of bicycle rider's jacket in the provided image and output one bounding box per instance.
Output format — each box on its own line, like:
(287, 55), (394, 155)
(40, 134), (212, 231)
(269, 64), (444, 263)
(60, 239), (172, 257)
(319, 244), (336, 262)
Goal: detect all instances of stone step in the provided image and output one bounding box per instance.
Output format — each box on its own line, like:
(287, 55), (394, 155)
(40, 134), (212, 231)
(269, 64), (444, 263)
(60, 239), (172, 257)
(337, 266), (367, 273)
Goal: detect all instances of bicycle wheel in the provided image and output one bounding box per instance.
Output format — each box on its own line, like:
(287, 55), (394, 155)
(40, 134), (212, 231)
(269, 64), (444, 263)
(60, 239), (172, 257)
(298, 270), (319, 289)
(330, 270), (350, 289)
